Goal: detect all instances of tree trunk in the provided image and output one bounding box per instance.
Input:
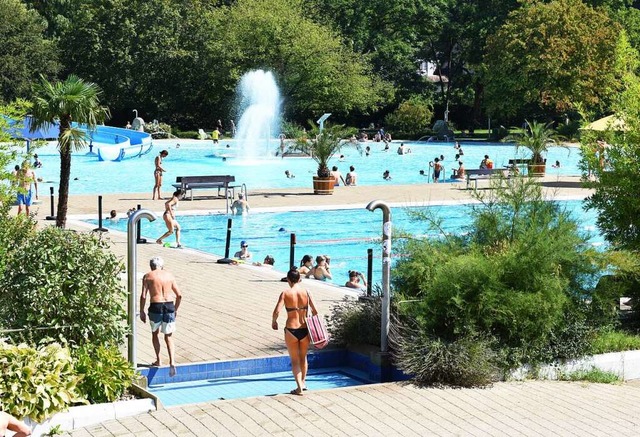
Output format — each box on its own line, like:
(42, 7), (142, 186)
(56, 148), (71, 228)
(56, 116), (72, 228)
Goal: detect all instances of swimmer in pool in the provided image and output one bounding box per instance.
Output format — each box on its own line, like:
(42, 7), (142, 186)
(311, 255), (332, 281)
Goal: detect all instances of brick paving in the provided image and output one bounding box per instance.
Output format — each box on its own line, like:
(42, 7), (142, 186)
(21, 178), (640, 436)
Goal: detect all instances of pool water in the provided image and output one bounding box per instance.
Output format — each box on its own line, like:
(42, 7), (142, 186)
(88, 200), (601, 286)
(149, 367), (370, 407)
(24, 139), (581, 194)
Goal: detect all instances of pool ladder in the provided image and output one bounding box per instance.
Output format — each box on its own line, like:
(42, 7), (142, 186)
(427, 165), (446, 183)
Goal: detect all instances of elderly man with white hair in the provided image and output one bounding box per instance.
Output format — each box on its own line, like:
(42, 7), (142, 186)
(139, 256), (182, 377)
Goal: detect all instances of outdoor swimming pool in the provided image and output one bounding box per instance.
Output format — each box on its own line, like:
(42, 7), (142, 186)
(88, 199), (601, 287)
(24, 139), (581, 195)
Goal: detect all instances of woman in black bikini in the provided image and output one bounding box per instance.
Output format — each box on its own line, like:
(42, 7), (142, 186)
(153, 150), (168, 200)
(272, 268), (319, 395)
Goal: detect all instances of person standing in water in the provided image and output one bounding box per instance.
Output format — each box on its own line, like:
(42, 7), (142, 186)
(157, 189), (182, 248)
(153, 150), (168, 200)
(230, 193), (250, 215)
(272, 268), (320, 395)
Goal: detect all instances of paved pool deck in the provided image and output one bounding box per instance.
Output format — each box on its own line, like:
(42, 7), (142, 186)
(21, 177), (640, 436)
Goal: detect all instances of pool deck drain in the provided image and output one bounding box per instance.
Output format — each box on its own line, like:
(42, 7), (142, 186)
(22, 181), (640, 435)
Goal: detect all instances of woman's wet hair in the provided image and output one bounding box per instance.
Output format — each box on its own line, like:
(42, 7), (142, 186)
(300, 254), (313, 265)
(316, 255), (325, 263)
(173, 189), (183, 197)
(287, 268), (301, 283)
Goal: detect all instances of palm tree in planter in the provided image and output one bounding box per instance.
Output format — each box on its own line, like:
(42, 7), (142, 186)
(293, 122), (358, 194)
(514, 120), (558, 177)
(31, 75), (109, 227)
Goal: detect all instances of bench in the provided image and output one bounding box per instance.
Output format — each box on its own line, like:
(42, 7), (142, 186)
(465, 168), (508, 190)
(172, 175), (236, 200)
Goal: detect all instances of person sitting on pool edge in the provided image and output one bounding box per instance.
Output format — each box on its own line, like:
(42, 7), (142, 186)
(330, 166), (346, 187)
(234, 240), (252, 260)
(452, 161), (465, 179)
(345, 166), (357, 186)
(345, 270), (367, 290)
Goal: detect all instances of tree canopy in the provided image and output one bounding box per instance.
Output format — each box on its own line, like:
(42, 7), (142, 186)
(211, 0), (389, 122)
(0, 0), (59, 103)
(484, 0), (622, 118)
(3, 0), (639, 127)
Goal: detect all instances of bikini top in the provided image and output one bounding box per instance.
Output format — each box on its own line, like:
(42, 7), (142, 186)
(285, 304), (308, 312)
(285, 290), (309, 312)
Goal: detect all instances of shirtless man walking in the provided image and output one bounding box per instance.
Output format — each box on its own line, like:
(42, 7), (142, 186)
(16, 160), (38, 215)
(139, 256), (182, 377)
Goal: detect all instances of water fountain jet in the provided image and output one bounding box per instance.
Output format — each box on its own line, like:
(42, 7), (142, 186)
(234, 70), (281, 160)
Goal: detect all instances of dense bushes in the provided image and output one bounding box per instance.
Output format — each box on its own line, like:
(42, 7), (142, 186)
(0, 214), (137, 422)
(0, 226), (127, 347)
(385, 97), (432, 139)
(0, 342), (137, 422)
(74, 344), (136, 404)
(0, 342), (85, 422)
(327, 297), (381, 347)
(390, 177), (611, 385)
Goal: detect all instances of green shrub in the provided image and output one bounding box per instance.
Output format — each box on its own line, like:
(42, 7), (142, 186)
(391, 323), (499, 387)
(385, 96), (433, 138)
(74, 344), (136, 404)
(0, 342), (85, 422)
(327, 297), (381, 347)
(556, 120), (581, 141)
(558, 367), (620, 384)
(0, 227), (127, 347)
(174, 130), (199, 139)
(591, 330), (640, 354)
(490, 126), (509, 141)
(392, 177), (608, 375)
(0, 214), (37, 282)
(280, 120), (305, 139)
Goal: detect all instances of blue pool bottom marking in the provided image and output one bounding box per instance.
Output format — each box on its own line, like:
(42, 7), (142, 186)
(139, 349), (410, 407)
(149, 367), (370, 407)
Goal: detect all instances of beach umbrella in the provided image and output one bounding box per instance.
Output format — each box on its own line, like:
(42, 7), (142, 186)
(582, 114), (628, 132)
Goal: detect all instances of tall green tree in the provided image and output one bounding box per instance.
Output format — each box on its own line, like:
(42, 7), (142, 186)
(58, 0), (219, 126)
(484, 0), (622, 119)
(582, 37), (640, 250)
(212, 0), (389, 122)
(30, 75), (109, 228)
(0, 0), (59, 102)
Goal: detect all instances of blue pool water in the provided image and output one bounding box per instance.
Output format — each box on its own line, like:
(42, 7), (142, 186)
(23, 139), (581, 194)
(150, 367), (369, 407)
(88, 200), (601, 286)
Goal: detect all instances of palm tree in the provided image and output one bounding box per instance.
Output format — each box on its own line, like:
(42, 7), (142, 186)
(31, 75), (110, 227)
(293, 122), (357, 177)
(516, 120), (557, 165)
